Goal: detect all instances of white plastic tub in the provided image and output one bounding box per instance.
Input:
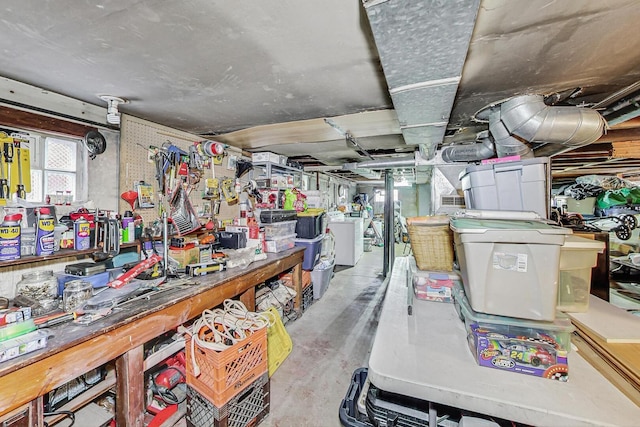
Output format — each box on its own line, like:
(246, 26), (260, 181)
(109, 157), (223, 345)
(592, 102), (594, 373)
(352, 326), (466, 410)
(459, 157), (549, 218)
(557, 235), (605, 313)
(450, 217), (571, 321)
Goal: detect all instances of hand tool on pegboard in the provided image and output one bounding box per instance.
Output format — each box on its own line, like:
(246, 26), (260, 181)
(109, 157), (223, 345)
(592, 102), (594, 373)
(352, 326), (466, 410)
(15, 146), (26, 199)
(2, 140), (13, 197)
(0, 133), (11, 203)
(12, 135), (31, 198)
(221, 177), (238, 204)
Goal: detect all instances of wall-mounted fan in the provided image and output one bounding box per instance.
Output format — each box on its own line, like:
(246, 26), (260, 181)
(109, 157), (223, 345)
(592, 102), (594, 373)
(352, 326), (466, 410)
(84, 130), (106, 159)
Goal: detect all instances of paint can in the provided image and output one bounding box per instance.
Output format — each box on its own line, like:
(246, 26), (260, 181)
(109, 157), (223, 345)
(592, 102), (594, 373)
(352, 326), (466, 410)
(0, 213), (22, 261)
(74, 218), (91, 250)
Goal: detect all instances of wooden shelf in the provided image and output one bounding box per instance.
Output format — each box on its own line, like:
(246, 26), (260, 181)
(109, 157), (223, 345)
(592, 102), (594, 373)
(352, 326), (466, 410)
(0, 242), (140, 268)
(44, 368), (116, 425)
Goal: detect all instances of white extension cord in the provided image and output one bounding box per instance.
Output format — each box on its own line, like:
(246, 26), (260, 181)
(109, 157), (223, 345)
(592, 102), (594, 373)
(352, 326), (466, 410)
(186, 299), (272, 377)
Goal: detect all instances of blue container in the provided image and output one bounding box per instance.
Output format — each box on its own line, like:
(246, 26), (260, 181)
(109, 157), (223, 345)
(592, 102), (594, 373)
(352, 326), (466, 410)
(56, 270), (111, 295)
(294, 234), (324, 271)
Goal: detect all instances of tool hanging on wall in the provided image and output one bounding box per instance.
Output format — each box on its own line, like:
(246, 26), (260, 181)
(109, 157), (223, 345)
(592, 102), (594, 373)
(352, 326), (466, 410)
(3, 139), (13, 200)
(15, 146), (25, 199)
(0, 133), (12, 203)
(220, 177), (238, 204)
(204, 178), (221, 216)
(0, 134), (9, 203)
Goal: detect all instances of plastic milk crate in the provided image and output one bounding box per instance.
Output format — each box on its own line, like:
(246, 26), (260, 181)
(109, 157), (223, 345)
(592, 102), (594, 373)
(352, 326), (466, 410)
(185, 326), (268, 407)
(186, 373), (270, 427)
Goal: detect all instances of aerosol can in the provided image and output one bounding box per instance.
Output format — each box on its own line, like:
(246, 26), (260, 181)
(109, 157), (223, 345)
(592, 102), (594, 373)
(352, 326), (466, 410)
(36, 207), (55, 256)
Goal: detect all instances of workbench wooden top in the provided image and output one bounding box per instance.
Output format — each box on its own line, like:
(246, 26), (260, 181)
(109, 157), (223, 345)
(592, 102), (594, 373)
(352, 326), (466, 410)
(0, 247), (304, 417)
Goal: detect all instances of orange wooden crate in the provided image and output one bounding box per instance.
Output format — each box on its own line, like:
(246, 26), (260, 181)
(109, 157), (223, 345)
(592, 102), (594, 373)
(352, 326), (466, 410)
(185, 326), (268, 407)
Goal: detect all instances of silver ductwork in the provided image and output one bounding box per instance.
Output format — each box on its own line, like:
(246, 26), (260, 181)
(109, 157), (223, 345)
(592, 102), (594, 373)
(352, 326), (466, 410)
(441, 130), (494, 163)
(447, 94), (608, 162)
(489, 94), (607, 157)
(342, 155), (415, 171)
(363, 0), (481, 159)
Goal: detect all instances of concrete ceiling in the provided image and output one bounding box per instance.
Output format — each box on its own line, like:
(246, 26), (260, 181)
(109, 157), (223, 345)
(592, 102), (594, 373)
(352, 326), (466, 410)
(1, 0), (640, 183)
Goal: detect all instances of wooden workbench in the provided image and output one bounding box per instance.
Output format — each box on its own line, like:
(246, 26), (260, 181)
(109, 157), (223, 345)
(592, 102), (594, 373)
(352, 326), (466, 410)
(0, 247), (304, 426)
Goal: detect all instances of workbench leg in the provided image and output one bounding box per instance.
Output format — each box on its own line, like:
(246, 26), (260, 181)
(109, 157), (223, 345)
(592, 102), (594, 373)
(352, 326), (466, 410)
(292, 263), (302, 317)
(240, 286), (256, 311)
(116, 346), (145, 427)
(31, 397), (44, 427)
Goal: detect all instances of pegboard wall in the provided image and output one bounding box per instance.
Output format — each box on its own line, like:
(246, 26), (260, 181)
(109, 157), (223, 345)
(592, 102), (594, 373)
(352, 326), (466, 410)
(119, 115), (242, 230)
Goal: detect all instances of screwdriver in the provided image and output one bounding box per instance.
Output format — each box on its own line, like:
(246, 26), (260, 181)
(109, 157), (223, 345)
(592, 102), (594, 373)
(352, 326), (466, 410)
(0, 150), (7, 200)
(15, 147), (25, 199)
(3, 143), (13, 198)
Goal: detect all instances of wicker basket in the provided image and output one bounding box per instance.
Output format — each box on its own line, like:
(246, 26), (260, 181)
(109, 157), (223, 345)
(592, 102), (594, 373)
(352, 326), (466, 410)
(406, 216), (454, 271)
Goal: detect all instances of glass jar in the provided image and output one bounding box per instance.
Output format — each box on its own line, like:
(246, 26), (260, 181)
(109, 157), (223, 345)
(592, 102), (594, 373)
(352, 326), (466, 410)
(63, 280), (92, 312)
(16, 270), (58, 301)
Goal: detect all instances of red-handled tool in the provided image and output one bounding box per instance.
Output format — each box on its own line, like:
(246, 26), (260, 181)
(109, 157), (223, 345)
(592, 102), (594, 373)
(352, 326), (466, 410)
(108, 253), (163, 289)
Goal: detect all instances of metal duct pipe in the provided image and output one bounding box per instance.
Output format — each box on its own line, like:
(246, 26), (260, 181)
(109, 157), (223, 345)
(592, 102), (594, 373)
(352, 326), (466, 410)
(343, 155), (415, 171)
(489, 110), (534, 158)
(441, 131), (495, 162)
(491, 94), (606, 157)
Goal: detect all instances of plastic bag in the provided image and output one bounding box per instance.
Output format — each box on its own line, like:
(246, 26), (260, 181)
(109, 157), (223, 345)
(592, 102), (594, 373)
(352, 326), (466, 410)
(283, 188), (307, 212)
(596, 187), (640, 208)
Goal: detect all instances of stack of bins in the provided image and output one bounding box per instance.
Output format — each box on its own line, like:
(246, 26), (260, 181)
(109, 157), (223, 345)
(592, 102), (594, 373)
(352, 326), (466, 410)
(294, 209), (334, 300)
(449, 215), (579, 380)
(260, 209), (297, 253)
(185, 322), (269, 426)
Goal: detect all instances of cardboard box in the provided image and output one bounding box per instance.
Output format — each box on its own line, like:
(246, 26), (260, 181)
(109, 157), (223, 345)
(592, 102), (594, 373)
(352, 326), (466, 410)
(252, 152), (280, 164)
(454, 283), (572, 381)
(168, 246), (199, 268)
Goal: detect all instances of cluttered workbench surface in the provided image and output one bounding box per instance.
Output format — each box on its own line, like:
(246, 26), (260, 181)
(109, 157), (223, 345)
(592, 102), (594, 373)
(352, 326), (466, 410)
(0, 247), (304, 424)
(368, 257), (640, 427)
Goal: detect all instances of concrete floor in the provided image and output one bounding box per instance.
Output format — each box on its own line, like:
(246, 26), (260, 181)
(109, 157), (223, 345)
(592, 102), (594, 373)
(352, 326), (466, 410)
(262, 244), (391, 427)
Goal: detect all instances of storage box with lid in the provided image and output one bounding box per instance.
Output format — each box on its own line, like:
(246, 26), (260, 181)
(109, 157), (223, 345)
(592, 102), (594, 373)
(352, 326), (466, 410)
(295, 209), (326, 239)
(557, 235), (605, 312)
(409, 257), (458, 303)
(459, 157), (549, 218)
(294, 233), (324, 270)
(454, 283), (572, 381)
(450, 217), (571, 321)
(251, 151), (280, 164)
(264, 234), (296, 253)
(554, 195), (596, 216)
(263, 220), (297, 240)
(406, 215), (454, 272)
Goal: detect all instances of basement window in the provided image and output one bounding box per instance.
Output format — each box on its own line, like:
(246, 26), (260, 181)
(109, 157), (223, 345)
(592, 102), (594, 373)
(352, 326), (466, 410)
(18, 132), (88, 204)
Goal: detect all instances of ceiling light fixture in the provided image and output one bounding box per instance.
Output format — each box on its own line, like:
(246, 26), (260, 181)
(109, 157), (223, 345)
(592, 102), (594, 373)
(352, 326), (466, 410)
(98, 95), (128, 125)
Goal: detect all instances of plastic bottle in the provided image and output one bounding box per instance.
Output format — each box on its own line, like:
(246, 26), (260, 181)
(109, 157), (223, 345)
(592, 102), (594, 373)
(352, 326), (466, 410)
(36, 207), (55, 256)
(121, 211), (134, 243)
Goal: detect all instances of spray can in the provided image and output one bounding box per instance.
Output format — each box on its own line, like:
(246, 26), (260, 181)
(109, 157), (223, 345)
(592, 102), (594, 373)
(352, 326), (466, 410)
(0, 213), (22, 261)
(74, 218), (91, 250)
(36, 207), (55, 256)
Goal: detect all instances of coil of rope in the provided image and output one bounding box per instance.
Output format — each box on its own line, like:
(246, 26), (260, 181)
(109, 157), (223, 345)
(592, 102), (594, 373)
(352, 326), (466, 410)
(186, 299), (273, 377)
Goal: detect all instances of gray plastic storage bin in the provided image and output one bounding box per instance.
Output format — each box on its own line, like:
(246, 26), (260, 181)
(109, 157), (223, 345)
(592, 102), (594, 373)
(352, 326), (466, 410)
(311, 259), (334, 299)
(459, 157), (549, 218)
(450, 217), (571, 321)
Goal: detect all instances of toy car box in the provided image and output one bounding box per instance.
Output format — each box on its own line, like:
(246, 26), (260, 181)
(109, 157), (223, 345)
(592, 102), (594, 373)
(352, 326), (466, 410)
(453, 282), (573, 381)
